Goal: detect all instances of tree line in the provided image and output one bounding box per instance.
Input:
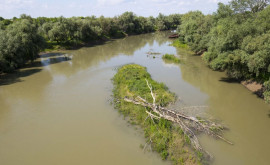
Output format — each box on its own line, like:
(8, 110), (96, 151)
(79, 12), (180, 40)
(177, 0), (270, 101)
(0, 12), (181, 73)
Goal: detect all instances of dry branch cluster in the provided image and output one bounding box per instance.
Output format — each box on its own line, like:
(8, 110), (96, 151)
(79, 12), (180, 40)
(124, 79), (233, 158)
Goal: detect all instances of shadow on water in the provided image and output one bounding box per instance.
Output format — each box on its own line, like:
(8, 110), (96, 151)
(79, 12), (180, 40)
(70, 40), (109, 50)
(0, 69), (42, 85)
(219, 77), (240, 83)
(0, 53), (70, 86)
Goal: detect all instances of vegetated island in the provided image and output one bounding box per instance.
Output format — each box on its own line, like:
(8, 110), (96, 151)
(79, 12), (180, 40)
(112, 64), (232, 165)
(162, 54), (181, 64)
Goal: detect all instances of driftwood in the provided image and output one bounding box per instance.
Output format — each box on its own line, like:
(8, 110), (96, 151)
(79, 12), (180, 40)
(169, 33), (179, 38)
(124, 79), (233, 158)
(146, 52), (161, 55)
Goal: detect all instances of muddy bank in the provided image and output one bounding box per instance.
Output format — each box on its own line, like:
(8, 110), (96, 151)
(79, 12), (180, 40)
(241, 80), (264, 98)
(199, 53), (265, 100)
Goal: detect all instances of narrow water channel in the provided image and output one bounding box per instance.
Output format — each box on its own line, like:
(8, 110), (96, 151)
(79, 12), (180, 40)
(0, 32), (269, 165)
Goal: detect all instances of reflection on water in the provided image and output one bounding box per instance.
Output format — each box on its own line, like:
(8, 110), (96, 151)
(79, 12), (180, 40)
(0, 31), (270, 165)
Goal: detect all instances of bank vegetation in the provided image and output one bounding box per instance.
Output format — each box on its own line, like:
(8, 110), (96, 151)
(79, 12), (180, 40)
(175, 0), (270, 102)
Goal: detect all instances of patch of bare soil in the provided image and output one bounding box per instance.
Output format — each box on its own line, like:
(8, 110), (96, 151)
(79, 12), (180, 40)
(241, 80), (264, 98)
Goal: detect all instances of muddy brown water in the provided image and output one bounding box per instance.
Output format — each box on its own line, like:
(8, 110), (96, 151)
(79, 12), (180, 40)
(0, 32), (270, 165)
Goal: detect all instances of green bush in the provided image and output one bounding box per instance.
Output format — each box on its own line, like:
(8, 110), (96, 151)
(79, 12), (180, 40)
(171, 39), (189, 49)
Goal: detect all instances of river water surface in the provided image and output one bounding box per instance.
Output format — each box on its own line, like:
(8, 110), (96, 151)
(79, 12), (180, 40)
(0, 32), (270, 165)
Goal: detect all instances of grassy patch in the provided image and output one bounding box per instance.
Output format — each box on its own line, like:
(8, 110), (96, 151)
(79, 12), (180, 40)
(171, 39), (189, 49)
(112, 64), (201, 165)
(162, 54), (181, 64)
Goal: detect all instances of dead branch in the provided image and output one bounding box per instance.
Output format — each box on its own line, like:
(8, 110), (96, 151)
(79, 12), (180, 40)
(146, 111), (161, 120)
(123, 79), (233, 158)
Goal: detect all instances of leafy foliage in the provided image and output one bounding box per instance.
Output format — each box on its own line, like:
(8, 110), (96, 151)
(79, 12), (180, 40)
(178, 11), (213, 53)
(230, 0), (270, 13)
(171, 39), (189, 49)
(0, 16), (45, 73)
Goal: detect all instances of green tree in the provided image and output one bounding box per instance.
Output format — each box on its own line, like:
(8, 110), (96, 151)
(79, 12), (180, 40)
(230, 0), (270, 13)
(178, 11), (213, 53)
(117, 12), (136, 33)
(0, 18), (44, 73)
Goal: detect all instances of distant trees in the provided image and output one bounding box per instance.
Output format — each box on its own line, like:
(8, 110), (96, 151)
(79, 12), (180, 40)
(36, 12), (182, 45)
(35, 12), (182, 45)
(230, 0), (270, 13)
(117, 12), (136, 33)
(156, 13), (181, 31)
(0, 12), (182, 73)
(178, 0), (270, 101)
(178, 11), (213, 53)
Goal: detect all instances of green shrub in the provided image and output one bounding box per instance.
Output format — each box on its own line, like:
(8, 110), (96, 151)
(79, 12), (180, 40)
(171, 39), (189, 49)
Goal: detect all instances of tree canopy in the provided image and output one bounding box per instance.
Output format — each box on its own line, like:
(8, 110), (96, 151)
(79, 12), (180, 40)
(0, 16), (44, 73)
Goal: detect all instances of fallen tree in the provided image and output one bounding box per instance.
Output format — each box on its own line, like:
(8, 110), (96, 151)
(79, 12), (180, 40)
(124, 79), (233, 158)
(113, 64), (232, 164)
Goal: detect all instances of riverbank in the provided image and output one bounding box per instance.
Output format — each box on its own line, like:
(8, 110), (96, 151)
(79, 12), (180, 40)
(171, 39), (267, 102)
(241, 80), (264, 98)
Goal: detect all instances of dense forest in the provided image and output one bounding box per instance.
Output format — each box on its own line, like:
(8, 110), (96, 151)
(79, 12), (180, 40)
(177, 0), (270, 102)
(0, 12), (181, 73)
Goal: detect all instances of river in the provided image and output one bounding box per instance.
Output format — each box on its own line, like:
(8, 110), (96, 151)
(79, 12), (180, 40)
(0, 32), (270, 165)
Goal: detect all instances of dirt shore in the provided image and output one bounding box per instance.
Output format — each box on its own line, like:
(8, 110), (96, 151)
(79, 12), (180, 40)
(241, 80), (264, 98)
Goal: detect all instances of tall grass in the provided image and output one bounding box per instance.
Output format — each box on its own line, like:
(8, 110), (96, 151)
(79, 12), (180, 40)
(162, 54), (181, 63)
